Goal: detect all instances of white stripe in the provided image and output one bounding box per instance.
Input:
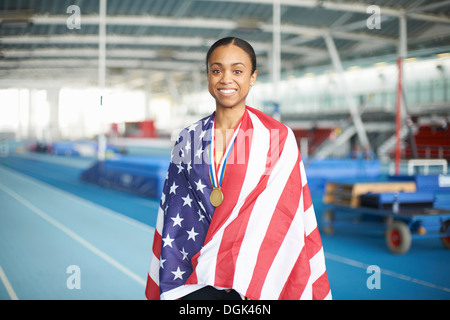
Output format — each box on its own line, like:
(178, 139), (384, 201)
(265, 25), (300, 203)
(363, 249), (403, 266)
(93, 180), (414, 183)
(148, 250), (160, 285)
(0, 182), (146, 287)
(303, 205), (317, 236)
(299, 247), (327, 299)
(260, 175), (306, 299)
(160, 283), (206, 300)
(297, 251), (326, 300)
(155, 205), (164, 235)
(299, 156), (308, 187)
(233, 127), (298, 294)
(301, 159), (318, 237)
(147, 205), (164, 291)
(309, 248), (327, 283)
(0, 266), (19, 300)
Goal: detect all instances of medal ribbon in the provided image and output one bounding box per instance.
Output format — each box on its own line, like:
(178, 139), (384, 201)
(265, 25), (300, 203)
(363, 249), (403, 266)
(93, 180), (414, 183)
(209, 116), (243, 190)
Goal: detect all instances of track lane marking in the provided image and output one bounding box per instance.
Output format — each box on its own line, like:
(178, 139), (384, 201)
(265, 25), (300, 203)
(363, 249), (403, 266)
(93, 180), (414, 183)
(0, 182), (146, 288)
(325, 252), (450, 293)
(0, 266), (19, 300)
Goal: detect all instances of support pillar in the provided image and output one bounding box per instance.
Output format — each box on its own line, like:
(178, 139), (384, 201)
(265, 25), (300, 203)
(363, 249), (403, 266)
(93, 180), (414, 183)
(323, 32), (371, 153)
(272, 0), (281, 120)
(144, 76), (153, 120)
(395, 13), (407, 175)
(28, 89), (37, 140)
(97, 0), (107, 161)
(47, 88), (61, 143)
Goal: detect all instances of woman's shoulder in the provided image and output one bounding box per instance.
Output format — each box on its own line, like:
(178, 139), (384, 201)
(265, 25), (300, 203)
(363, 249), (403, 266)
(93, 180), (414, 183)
(246, 106), (290, 131)
(175, 113), (214, 143)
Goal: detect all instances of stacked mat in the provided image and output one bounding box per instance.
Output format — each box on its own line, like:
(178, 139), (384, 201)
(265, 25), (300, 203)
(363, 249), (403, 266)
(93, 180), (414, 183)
(80, 155), (170, 199)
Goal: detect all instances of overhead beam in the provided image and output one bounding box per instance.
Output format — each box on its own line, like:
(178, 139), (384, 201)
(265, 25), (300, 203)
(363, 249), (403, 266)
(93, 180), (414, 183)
(199, 0), (450, 23)
(30, 14), (397, 45)
(0, 48), (206, 61)
(0, 58), (204, 71)
(0, 34), (329, 56)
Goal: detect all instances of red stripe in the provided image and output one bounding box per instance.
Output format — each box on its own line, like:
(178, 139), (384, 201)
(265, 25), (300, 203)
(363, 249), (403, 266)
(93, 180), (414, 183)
(312, 272), (330, 300)
(302, 183), (313, 212)
(152, 230), (162, 260)
(186, 264), (198, 285)
(245, 155), (301, 299)
(145, 274), (160, 300)
(146, 228), (162, 299)
(278, 244), (311, 300)
(305, 226), (323, 259)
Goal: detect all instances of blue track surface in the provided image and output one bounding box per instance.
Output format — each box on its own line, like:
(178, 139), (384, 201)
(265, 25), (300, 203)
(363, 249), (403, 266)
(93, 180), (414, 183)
(0, 162), (154, 299)
(1, 150), (449, 300)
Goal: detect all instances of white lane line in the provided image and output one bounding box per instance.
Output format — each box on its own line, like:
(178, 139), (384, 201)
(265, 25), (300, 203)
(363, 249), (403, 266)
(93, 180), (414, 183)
(0, 182), (146, 287)
(0, 266), (19, 300)
(325, 252), (450, 293)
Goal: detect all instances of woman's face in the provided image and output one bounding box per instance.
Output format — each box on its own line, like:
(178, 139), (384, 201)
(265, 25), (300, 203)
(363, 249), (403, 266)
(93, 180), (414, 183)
(207, 44), (257, 110)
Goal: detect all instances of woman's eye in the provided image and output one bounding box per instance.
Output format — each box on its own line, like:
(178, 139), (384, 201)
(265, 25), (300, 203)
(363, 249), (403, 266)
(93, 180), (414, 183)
(234, 70), (243, 74)
(211, 69), (221, 74)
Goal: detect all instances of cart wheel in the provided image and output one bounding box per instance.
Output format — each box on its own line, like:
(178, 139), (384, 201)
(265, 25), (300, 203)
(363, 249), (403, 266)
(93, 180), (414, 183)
(440, 220), (450, 249)
(322, 209), (335, 235)
(385, 220), (411, 254)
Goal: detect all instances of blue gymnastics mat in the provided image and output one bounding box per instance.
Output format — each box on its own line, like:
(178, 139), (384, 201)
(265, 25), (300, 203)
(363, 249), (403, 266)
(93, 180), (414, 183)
(80, 155), (170, 199)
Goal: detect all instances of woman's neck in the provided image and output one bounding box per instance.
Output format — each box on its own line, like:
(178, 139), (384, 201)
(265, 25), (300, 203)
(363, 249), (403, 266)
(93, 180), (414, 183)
(215, 105), (246, 130)
(214, 105), (245, 153)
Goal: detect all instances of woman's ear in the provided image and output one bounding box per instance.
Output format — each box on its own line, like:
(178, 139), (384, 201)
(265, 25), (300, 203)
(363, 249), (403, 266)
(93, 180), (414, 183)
(250, 70), (257, 86)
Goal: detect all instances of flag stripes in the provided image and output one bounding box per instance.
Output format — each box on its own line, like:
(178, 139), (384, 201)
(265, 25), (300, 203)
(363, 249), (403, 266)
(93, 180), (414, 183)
(145, 107), (331, 300)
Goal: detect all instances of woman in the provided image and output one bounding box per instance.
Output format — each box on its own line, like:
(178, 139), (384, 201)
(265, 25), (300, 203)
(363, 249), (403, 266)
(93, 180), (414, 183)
(145, 37), (331, 300)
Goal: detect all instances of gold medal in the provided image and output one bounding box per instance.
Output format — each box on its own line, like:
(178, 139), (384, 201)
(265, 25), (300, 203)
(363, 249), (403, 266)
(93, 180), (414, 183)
(210, 187), (224, 207)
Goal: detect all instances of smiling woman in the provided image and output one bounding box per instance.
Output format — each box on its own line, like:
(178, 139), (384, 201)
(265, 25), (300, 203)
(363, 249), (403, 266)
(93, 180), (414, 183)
(145, 37), (331, 301)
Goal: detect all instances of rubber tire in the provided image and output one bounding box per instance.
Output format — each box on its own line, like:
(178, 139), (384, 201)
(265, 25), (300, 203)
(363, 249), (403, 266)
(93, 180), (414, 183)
(385, 220), (411, 254)
(322, 209), (335, 235)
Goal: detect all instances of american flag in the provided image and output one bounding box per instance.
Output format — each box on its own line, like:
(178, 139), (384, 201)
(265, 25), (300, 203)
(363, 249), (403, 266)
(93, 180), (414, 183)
(145, 107), (331, 300)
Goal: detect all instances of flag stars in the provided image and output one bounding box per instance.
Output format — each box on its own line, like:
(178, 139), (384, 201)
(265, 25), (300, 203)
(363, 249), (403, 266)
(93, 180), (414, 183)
(169, 181), (179, 195)
(171, 266), (186, 280)
(198, 129), (207, 141)
(186, 161), (192, 174)
(188, 123), (198, 133)
(162, 234), (174, 248)
(187, 227), (199, 241)
(197, 209), (205, 223)
(180, 247), (189, 261)
(182, 194), (193, 207)
(194, 179), (207, 194)
(171, 213), (184, 227)
(185, 140), (191, 154)
(195, 147), (204, 159)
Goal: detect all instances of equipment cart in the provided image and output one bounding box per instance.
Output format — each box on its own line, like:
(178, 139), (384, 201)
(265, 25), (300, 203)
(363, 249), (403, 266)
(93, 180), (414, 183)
(322, 179), (450, 254)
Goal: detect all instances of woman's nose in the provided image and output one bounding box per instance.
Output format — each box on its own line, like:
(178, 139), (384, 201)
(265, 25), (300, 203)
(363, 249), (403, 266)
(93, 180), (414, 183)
(220, 71), (233, 84)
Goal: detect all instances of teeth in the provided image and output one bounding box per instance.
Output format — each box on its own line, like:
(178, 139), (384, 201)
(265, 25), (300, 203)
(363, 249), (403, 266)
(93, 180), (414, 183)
(219, 89), (236, 93)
